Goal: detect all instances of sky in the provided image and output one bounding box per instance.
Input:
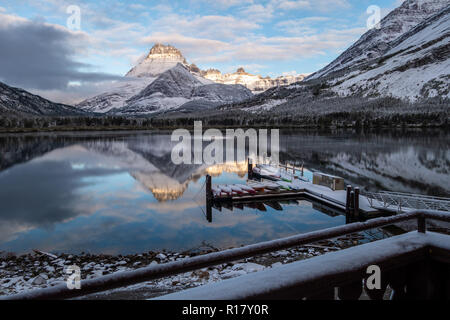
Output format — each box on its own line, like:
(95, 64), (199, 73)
(0, 0), (404, 104)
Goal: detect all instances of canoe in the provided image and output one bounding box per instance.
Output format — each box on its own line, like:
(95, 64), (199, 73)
(252, 167), (280, 180)
(235, 184), (256, 193)
(228, 185), (248, 195)
(280, 172), (293, 182)
(276, 181), (293, 190)
(259, 164), (280, 174)
(212, 187), (222, 196)
(218, 186), (233, 194)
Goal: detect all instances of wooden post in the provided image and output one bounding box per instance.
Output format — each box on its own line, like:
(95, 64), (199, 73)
(354, 187), (360, 220)
(205, 174), (213, 223)
(349, 191), (355, 221)
(247, 158), (253, 179)
(206, 201), (212, 223)
(301, 163), (304, 177)
(206, 174), (212, 201)
(345, 185), (352, 214)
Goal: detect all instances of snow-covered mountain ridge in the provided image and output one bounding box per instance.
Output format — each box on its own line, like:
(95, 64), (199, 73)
(329, 5), (450, 100)
(309, 0), (449, 80)
(202, 67), (308, 93)
(0, 81), (85, 116)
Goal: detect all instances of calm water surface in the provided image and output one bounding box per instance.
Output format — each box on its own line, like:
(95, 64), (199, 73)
(0, 130), (448, 254)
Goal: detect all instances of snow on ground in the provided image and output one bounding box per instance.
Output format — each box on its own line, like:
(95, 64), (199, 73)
(244, 99), (287, 113)
(119, 95), (190, 115)
(77, 78), (153, 113)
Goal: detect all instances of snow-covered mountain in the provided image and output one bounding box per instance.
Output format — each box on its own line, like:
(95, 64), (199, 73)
(309, 0), (449, 80)
(229, 0), (449, 112)
(203, 67), (308, 93)
(113, 63), (253, 115)
(328, 4), (450, 100)
(77, 44), (254, 115)
(77, 44), (191, 113)
(0, 81), (85, 116)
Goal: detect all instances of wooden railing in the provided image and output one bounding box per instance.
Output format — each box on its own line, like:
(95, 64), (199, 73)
(1, 210), (449, 300)
(157, 231), (450, 300)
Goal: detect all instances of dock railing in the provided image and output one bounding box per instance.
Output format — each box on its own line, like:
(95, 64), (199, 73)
(364, 191), (450, 213)
(1, 210), (449, 300)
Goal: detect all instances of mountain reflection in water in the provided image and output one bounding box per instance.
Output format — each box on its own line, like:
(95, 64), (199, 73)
(0, 130), (448, 254)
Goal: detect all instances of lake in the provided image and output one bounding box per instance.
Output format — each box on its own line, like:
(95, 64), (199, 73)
(0, 130), (448, 254)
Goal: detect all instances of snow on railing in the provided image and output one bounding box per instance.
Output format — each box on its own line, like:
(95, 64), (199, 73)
(155, 231), (450, 300)
(363, 191), (450, 213)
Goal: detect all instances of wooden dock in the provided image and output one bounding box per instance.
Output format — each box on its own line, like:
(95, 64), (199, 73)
(205, 161), (384, 223)
(206, 161), (450, 224)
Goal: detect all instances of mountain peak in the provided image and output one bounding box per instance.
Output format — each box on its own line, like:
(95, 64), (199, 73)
(146, 43), (186, 60)
(126, 43), (188, 78)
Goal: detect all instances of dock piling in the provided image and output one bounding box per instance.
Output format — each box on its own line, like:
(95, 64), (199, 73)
(205, 174), (212, 223)
(349, 191), (355, 222)
(345, 185), (352, 214)
(206, 174), (212, 201)
(354, 187), (360, 219)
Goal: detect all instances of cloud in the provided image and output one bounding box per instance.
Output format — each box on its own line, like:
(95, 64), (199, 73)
(239, 4), (274, 22)
(147, 14), (260, 40)
(129, 3), (146, 10)
(141, 33), (229, 56)
(142, 25), (364, 66)
(196, 0), (253, 9)
(271, 0), (351, 12)
(0, 13), (123, 104)
(0, 14), (125, 103)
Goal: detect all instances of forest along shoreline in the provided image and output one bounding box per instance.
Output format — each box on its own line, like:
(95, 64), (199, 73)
(0, 121), (448, 134)
(1, 95), (449, 133)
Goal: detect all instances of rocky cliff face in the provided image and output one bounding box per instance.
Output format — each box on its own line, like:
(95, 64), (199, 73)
(125, 44), (188, 78)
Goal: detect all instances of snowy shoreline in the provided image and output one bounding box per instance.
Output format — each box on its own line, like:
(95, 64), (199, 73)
(0, 235), (364, 299)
